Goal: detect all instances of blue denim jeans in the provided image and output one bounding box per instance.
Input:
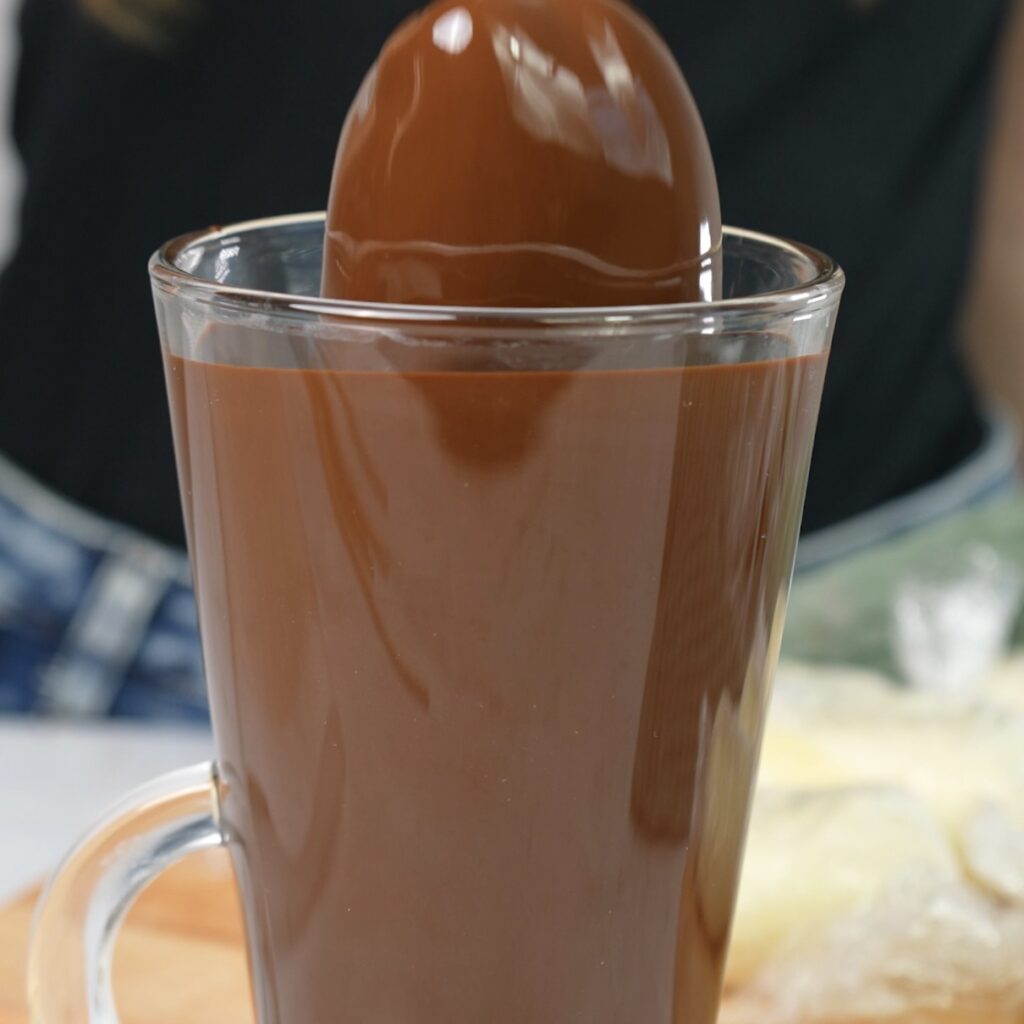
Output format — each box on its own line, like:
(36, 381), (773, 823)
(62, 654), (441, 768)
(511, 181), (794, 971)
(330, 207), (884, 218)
(0, 453), (205, 719)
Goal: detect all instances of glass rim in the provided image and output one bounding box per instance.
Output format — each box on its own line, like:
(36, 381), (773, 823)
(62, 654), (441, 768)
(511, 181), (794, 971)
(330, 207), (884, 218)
(149, 212), (845, 326)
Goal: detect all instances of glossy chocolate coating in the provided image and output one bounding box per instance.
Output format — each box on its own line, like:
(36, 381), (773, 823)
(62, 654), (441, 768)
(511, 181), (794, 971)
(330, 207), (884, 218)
(323, 0), (721, 306)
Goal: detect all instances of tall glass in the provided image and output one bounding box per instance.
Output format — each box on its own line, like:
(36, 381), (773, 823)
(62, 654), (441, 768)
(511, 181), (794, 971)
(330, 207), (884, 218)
(29, 214), (843, 1024)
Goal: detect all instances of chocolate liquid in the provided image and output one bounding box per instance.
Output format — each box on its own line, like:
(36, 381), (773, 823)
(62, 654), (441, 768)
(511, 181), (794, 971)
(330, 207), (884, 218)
(323, 0), (721, 307)
(166, 347), (825, 1023)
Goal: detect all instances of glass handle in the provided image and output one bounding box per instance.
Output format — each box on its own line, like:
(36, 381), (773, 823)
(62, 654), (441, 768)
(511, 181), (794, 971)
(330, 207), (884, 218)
(27, 762), (225, 1024)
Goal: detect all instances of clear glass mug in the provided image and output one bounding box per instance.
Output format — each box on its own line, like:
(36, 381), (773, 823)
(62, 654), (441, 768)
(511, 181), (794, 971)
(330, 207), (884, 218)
(28, 214), (843, 1023)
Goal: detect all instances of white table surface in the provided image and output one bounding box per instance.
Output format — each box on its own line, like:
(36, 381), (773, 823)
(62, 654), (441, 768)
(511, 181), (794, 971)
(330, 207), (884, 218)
(0, 715), (213, 903)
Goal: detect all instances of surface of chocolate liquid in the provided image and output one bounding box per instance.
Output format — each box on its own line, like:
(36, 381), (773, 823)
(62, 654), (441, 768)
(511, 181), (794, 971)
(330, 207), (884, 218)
(166, 346), (825, 1024)
(322, 0), (721, 307)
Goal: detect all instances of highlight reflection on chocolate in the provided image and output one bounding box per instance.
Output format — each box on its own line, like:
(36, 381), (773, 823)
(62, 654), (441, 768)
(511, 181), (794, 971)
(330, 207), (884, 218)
(322, 0), (721, 308)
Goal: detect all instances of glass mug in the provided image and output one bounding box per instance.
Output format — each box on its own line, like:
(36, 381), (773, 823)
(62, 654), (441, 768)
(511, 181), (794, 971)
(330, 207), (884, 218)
(28, 215), (843, 1023)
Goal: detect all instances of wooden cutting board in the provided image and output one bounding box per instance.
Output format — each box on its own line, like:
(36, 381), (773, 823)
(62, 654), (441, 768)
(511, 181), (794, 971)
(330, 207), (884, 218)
(0, 858), (773, 1024)
(4, 848), (1015, 1024)
(0, 849), (253, 1024)
(2, 852), (747, 1023)
(0, 862), (765, 1023)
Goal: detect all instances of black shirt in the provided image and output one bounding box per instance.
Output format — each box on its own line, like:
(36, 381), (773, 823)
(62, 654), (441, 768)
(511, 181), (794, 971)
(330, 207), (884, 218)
(0, 0), (1006, 545)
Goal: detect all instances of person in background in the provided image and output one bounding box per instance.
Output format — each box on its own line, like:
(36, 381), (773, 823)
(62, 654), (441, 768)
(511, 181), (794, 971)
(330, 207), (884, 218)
(0, 0), (1020, 718)
(966, 0), (1024, 458)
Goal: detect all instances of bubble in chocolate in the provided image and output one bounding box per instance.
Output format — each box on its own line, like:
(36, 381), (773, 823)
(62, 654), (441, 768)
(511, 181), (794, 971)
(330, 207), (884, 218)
(323, 0), (722, 307)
